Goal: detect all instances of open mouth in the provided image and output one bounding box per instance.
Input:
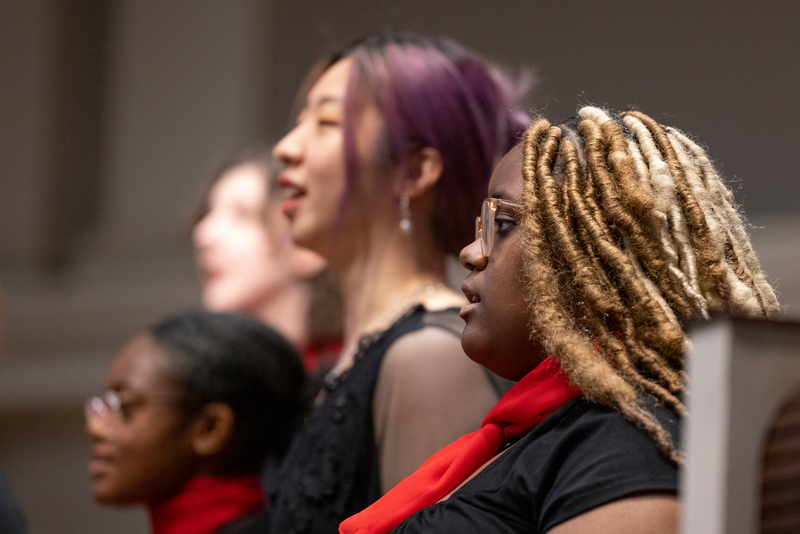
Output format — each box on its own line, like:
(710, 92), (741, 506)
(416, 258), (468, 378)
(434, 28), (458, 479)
(279, 175), (305, 216)
(459, 284), (481, 319)
(461, 284), (480, 304)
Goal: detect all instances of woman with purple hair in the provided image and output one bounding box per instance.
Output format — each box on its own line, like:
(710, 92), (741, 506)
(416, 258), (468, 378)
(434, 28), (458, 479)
(270, 33), (529, 533)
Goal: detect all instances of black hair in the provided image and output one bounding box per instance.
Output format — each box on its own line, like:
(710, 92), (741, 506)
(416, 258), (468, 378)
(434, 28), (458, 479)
(148, 310), (307, 473)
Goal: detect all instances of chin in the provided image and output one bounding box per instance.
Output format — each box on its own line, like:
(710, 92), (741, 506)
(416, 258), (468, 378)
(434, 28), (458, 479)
(291, 229), (320, 255)
(202, 290), (241, 313)
(92, 484), (123, 506)
(461, 335), (490, 371)
(462, 337), (525, 382)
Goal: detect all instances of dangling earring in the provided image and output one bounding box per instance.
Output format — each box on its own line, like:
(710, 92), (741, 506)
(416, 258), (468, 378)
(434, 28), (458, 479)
(399, 195), (412, 234)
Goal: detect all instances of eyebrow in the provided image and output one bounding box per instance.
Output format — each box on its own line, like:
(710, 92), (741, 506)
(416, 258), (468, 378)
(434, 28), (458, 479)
(107, 385), (128, 397)
(490, 190), (518, 202)
(307, 95), (344, 111)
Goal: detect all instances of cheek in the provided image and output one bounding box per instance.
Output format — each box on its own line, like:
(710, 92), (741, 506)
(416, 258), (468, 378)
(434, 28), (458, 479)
(233, 231), (276, 277)
(206, 230), (273, 287)
(307, 136), (346, 192)
(98, 419), (195, 504)
(462, 243), (540, 379)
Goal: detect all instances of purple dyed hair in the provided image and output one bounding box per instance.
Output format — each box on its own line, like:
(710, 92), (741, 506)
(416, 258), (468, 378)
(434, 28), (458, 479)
(324, 33), (530, 255)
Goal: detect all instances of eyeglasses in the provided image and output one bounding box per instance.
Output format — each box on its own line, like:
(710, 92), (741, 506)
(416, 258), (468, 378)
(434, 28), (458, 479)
(475, 197), (521, 257)
(85, 390), (184, 439)
(85, 390), (124, 439)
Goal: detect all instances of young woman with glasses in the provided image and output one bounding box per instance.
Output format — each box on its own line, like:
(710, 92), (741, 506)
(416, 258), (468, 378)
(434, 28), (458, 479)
(269, 32), (529, 534)
(341, 107), (780, 534)
(85, 311), (306, 534)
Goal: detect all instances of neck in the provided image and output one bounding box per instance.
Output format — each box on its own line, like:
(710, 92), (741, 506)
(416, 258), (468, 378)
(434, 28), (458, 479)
(250, 281), (312, 351)
(329, 218), (458, 370)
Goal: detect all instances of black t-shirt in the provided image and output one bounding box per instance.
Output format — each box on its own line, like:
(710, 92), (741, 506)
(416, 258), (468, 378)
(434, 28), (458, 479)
(392, 397), (680, 534)
(212, 511), (269, 534)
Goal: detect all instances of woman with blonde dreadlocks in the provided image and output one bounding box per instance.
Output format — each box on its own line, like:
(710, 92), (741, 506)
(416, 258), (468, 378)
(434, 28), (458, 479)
(340, 106), (780, 534)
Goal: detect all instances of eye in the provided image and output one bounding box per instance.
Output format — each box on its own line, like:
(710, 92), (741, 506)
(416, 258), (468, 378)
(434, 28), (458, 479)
(118, 400), (136, 420)
(114, 393), (141, 421)
(317, 114), (341, 127)
(495, 216), (517, 235)
(494, 204), (518, 235)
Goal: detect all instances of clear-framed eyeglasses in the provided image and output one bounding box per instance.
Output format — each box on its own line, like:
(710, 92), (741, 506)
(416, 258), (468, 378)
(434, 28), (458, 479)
(85, 390), (183, 439)
(85, 390), (124, 439)
(475, 197), (522, 257)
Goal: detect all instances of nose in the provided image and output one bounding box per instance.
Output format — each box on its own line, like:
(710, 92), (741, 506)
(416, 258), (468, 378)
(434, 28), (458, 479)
(192, 211), (219, 251)
(85, 408), (114, 442)
(274, 124), (303, 167)
(460, 239), (487, 272)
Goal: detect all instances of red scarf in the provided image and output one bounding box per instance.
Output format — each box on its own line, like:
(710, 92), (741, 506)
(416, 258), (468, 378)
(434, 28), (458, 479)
(149, 475), (264, 534)
(303, 339), (343, 373)
(339, 357), (581, 534)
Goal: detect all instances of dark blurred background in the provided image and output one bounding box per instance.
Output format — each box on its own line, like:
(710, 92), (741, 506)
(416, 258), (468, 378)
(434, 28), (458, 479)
(1, 1), (798, 532)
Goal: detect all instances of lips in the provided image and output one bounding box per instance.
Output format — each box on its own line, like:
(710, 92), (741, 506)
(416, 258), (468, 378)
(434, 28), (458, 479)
(459, 283), (481, 319)
(194, 257), (222, 288)
(199, 266), (221, 286)
(88, 452), (114, 477)
(279, 174), (305, 217)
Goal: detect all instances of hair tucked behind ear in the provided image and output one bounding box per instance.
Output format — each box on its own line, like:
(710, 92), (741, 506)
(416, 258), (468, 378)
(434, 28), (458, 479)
(339, 32), (530, 254)
(519, 107), (779, 463)
(150, 310), (308, 473)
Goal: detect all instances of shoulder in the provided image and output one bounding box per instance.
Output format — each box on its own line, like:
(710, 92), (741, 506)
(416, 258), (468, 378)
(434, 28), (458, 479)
(0, 471), (25, 534)
(518, 397), (681, 477)
(512, 398), (680, 533)
(384, 320), (463, 365)
(378, 313), (488, 392)
(213, 511), (269, 534)
(534, 397), (681, 457)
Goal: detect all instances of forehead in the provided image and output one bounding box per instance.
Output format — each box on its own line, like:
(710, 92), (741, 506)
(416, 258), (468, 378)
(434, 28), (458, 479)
(488, 144), (523, 200)
(211, 164), (267, 205)
(307, 57), (352, 104)
(108, 335), (174, 392)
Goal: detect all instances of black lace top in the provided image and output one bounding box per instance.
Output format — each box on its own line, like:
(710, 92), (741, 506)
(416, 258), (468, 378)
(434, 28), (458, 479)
(269, 306), (463, 534)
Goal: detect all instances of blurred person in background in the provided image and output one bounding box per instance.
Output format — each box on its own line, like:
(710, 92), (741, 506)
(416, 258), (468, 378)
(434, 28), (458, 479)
(86, 311), (306, 534)
(192, 146), (343, 379)
(269, 32), (529, 534)
(0, 284), (28, 534)
(341, 107), (780, 534)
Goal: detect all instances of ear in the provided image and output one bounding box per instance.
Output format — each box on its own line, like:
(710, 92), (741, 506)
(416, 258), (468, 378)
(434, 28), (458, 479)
(396, 146), (444, 199)
(189, 402), (236, 457)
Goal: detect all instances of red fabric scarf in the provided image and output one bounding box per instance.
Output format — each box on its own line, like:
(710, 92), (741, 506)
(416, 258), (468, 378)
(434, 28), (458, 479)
(339, 357), (582, 534)
(148, 475), (264, 534)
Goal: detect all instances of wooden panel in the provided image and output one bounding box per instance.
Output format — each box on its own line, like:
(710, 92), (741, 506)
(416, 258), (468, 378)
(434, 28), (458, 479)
(761, 393), (800, 534)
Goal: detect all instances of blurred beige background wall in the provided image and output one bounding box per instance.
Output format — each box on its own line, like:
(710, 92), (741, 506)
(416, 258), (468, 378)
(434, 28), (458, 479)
(1, 1), (799, 533)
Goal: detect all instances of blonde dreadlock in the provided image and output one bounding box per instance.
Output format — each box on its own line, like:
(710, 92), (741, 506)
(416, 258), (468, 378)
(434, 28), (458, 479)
(519, 107), (779, 463)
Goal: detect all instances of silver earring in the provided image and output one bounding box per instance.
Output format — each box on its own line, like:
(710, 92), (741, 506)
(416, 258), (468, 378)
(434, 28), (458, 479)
(399, 195), (411, 234)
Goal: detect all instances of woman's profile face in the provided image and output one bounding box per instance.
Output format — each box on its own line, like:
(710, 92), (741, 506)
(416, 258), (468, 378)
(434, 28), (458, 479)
(87, 336), (197, 505)
(274, 57), (392, 259)
(459, 145), (547, 381)
(193, 164), (296, 314)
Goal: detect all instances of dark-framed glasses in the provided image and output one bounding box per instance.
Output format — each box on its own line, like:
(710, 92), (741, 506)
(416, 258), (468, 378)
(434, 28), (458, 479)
(475, 197), (522, 257)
